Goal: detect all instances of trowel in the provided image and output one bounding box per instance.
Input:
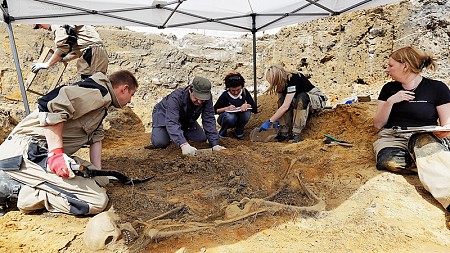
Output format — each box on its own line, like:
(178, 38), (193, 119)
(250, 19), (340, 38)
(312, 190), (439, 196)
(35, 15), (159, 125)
(194, 148), (213, 155)
(249, 127), (277, 142)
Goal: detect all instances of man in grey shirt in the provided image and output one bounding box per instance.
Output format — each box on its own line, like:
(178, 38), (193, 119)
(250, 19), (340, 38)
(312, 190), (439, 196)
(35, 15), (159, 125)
(151, 77), (225, 156)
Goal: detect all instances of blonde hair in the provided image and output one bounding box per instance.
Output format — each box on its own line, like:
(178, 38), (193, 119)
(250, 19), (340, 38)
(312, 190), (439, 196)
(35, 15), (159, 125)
(265, 65), (293, 94)
(390, 46), (437, 73)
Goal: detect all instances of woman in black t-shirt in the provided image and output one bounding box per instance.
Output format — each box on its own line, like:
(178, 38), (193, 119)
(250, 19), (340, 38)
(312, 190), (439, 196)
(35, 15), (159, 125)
(373, 46), (450, 213)
(373, 46), (450, 172)
(258, 65), (327, 143)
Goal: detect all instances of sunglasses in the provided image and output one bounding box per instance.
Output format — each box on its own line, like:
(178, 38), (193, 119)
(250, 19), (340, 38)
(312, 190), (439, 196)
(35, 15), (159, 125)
(227, 76), (242, 81)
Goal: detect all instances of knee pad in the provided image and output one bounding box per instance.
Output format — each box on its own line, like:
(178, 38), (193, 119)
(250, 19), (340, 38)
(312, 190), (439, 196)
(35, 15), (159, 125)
(408, 133), (448, 159)
(376, 147), (414, 173)
(293, 93), (310, 110)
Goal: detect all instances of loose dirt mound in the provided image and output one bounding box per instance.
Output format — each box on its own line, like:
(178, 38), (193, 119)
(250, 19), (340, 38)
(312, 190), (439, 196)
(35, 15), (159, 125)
(92, 97), (381, 252)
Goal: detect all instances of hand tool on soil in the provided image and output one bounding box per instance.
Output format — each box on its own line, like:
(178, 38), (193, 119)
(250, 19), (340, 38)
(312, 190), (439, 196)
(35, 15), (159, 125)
(194, 148), (213, 155)
(324, 134), (353, 147)
(249, 127), (277, 142)
(69, 162), (153, 185)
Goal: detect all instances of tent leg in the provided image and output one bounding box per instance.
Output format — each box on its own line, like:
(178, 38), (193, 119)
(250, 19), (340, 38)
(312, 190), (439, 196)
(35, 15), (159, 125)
(6, 22), (30, 115)
(252, 32), (257, 107)
(251, 14), (257, 107)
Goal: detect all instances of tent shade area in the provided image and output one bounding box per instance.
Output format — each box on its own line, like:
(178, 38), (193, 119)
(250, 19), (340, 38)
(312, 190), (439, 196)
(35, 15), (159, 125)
(3, 0), (400, 31)
(1, 0), (400, 113)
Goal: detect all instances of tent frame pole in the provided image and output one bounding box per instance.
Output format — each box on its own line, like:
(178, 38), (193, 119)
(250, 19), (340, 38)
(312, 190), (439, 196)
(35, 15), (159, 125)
(251, 13), (257, 107)
(2, 1), (30, 114)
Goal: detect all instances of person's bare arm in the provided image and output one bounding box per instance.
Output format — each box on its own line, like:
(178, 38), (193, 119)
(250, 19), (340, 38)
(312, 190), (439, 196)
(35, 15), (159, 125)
(43, 122), (64, 151)
(89, 141), (102, 169)
(373, 90), (415, 129)
(373, 100), (393, 129)
(61, 52), (79, 62)
(435, 102), (450, 138)
(270, 93), (295, 122)
(45, 53), (63, 68)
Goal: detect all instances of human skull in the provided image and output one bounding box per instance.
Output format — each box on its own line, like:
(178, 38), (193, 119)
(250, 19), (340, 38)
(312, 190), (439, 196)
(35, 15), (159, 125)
(83, 210), (121, 251)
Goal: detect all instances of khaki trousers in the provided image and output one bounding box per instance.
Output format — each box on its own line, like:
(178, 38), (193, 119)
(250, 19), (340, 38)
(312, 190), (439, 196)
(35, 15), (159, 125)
(374, 129), (450, 210)
(373, 128), (413, 156)
(278, 87), (326, 135)
(77, 44), (108, 76)
(1, 135), (108, 215)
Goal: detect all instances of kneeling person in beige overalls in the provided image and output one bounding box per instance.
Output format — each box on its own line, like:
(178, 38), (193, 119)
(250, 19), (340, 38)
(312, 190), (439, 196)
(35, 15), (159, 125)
(0, 70), (138, 216)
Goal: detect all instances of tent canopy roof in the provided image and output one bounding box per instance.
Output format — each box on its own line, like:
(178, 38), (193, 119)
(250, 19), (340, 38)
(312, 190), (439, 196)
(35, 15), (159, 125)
(1, 0), (400, 114)
(3, 0), (398, 32)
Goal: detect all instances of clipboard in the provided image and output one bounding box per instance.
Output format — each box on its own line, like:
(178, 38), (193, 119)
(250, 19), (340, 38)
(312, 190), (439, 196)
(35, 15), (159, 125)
(394, 126), (450, 133)
(225, 107), (252, 113)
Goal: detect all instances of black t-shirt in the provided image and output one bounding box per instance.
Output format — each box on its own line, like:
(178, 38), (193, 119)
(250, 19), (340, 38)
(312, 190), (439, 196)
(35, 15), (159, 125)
(213, 88), (257, 114)
(283, 72), (315, 96)
(378, 77), (450, 128)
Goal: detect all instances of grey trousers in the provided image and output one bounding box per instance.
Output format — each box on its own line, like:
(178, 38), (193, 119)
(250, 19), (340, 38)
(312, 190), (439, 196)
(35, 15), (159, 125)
(151, 121), (207, 148)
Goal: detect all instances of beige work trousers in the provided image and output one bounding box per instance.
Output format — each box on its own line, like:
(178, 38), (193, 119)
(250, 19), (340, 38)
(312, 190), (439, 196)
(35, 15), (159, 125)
(1, 135), (108, 215)
(373, 128), (413, 156)
(77, 44), (108, 76)
(374, 129), (450, 210)
(278, 87), (326, 135)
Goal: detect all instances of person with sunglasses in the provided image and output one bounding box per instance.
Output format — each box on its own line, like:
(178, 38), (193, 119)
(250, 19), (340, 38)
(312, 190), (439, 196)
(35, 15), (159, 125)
(214, 72), (257, 140)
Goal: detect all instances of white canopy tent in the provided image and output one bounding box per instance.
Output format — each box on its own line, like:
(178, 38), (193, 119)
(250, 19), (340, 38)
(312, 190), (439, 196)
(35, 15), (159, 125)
(1, 0), (400, 113)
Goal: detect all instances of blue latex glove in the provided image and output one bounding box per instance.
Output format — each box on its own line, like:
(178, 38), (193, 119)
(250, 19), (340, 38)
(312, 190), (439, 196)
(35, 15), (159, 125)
(273, 120), (279, 129)
(259, 120), (272, 132)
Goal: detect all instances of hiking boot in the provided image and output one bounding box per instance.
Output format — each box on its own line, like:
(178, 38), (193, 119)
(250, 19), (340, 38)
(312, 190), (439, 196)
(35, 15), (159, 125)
(0, 171), (23, 216)
(288, 134), (302, 143)
(275, 132), (290, 142)
(219, 129), (228, 138)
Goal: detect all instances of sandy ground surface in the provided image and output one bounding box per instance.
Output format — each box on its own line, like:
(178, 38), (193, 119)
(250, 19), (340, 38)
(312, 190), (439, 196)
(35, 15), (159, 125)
(1, 95), (450, 253)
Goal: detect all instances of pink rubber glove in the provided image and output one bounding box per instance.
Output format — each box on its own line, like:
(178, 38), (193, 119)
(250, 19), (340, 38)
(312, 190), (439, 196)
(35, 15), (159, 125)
(47, 148), (71, 178)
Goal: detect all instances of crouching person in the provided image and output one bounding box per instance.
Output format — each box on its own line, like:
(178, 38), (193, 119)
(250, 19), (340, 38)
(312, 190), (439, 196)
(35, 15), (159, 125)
(214, 72), (257, 140)
(0, 70), (138, 216)
(259, 65), (327, 143)
(151, 76), (225, 156)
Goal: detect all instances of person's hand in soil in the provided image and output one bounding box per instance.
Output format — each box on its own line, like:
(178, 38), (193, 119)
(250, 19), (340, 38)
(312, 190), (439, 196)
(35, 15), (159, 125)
(181, 143), (197, 156)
